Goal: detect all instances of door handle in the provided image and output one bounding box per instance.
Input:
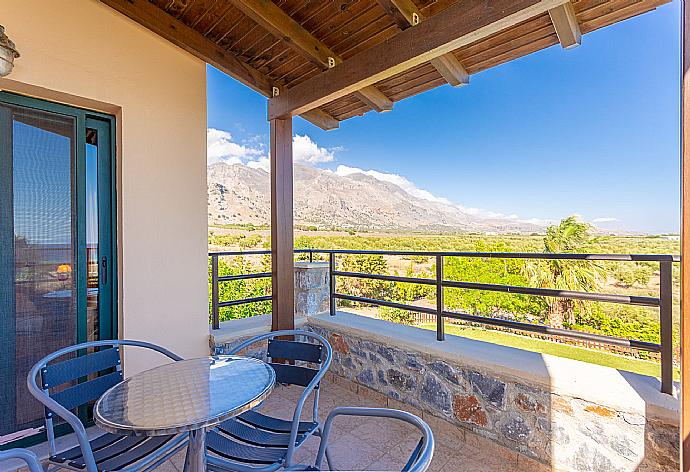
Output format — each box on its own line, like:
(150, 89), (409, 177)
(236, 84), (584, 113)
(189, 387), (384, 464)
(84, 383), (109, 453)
(101, 256), (107, 286)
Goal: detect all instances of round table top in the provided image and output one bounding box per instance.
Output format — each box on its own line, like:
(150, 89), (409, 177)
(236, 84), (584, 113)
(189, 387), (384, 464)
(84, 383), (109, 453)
(94, 356), (275, 436)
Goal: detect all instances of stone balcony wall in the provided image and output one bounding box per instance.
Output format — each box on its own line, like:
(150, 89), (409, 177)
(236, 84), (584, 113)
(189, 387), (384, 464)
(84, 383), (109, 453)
(305, 315), (678, 472)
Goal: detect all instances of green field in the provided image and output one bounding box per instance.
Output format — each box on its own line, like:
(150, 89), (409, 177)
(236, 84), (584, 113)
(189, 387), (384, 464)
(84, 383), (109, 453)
(418, 322), (679, 380)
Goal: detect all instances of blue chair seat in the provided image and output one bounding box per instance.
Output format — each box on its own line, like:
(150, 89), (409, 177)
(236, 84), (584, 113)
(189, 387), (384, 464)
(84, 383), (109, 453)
(49, 433), (181, 471)
(207, 431), (287, 465)
(218, 417), (313, 447)
(236, 410), (318, 435)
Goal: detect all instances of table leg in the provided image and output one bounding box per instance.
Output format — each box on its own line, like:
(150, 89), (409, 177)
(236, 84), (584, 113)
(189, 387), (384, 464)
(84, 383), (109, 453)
(183, 428), (207, 472)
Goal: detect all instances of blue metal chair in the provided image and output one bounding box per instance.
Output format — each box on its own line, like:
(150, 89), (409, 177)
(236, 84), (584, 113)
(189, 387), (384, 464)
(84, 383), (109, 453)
(0, 448), (44, 472)
(206, 329), (333, 472)
(27, 339), (189, 472)
(311, 407), (434, 472)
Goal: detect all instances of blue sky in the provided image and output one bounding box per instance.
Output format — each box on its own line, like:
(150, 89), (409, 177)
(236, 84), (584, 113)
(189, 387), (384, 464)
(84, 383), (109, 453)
(207, 1), (680, 234)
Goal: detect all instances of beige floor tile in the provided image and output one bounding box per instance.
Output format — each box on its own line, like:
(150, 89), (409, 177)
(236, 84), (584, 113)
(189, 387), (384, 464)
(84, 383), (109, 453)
(154, 460), (180, 472)
(324, 431), (387, 471)
(516, 453), (551, 472)
(167, 447), (187, 472)
(366, 452), (410, 471)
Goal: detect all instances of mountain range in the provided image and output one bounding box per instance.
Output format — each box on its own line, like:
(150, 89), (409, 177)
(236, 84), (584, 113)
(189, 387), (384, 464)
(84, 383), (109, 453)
(207, 162), (544, 233)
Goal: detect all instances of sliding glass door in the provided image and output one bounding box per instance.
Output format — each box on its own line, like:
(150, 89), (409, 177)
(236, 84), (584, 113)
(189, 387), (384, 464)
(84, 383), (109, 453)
(0, 93), (116, 448)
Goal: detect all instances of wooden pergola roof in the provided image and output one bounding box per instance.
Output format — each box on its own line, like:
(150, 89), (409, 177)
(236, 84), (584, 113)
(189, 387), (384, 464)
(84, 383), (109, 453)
(102, 0), (668, 130)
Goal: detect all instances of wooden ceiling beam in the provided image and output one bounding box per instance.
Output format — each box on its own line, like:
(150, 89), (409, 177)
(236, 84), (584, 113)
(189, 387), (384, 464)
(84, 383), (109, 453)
(269, 0), (570, 119)
(99, 0), (339, 131)
(300, 109), (340, 130)
(548, 2), (581, 49)
(377, 0), (469, 87)
(429, 55), (470, 87)
(376, 0), (420, 29)
(229, 0), (393, 113)
(99, 0), (273, 96)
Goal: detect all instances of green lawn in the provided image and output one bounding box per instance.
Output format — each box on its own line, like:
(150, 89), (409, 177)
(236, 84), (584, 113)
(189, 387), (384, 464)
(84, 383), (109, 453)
(417, 323), (680, 380)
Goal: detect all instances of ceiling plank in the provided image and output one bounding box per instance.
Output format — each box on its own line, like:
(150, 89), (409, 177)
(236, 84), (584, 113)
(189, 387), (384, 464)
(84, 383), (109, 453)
(377, 0), (469, 87)
(300, 109), (340, 130)
(548, 2), (581, 49)
(99, 0), (273, 96)
(269, 0), (569, 119)
(229, 0), (393, 113)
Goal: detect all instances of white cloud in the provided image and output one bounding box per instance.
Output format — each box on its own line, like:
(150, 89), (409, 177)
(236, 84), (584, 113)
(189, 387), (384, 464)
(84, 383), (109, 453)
(592, 217), (620, 223)
(207, 129), (339, 169)
(293, 135), (337, 164)
(207, 128), (263, 165)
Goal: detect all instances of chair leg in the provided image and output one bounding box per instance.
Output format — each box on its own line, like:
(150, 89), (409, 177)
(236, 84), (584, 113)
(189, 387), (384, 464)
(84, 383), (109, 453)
(324, 446), (334, 471)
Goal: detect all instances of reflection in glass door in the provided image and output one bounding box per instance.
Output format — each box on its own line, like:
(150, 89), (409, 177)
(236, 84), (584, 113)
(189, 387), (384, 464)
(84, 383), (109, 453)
(0, 94), (116, 448)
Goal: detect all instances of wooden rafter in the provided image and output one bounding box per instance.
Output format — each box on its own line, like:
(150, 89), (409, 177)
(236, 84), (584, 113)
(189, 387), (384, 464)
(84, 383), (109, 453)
(299, 109), (339, 130)
(548, 2), (581, 49)
(98, 0), (338, 130)
(377, 0), (469, 87)
(269, 0), (570, 119)
(229, 0), (393, 113)
(99, 0), (273, 96)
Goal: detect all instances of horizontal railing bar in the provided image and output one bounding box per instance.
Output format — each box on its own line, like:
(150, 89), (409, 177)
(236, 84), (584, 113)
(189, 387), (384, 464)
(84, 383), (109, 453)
(333, 293), (437, 315)
(210, 250), (271, 256)
(441, 310), (662, 352)
(442, 280), (660, 307)
(209, 250), (680, 262)
(218, 295), (272, 307)
(218, 272), (272, 282)
(332, 270), (437, 286)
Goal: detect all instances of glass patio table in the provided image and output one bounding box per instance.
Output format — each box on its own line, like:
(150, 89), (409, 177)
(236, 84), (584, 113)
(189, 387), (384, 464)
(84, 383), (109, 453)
(94, 355), (275, 472)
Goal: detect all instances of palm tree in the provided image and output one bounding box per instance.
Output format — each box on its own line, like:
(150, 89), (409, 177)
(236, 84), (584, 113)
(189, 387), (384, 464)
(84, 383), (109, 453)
(522, 216), (604, 328)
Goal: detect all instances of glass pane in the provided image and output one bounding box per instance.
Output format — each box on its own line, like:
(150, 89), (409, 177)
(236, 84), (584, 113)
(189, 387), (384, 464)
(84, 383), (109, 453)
(9, 106), (76, 436)
(86, 130), (99, 342)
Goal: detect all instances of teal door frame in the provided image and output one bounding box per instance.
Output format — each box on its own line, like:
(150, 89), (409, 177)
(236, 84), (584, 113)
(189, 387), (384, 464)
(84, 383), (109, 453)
(0, 92), (118, 448)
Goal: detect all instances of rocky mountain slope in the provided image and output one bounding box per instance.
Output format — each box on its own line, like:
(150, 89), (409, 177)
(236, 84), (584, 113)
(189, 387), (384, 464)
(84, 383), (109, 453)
(208, 162), (543, 233)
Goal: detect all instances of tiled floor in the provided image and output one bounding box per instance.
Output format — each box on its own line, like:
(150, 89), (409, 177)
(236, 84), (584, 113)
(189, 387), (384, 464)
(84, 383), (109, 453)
(155, 378), (549, 472)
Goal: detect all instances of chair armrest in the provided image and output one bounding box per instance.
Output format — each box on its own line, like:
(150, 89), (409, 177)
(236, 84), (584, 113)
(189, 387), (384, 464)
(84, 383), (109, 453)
(313, 407), (434, 472)
(0, 449), (44, 472)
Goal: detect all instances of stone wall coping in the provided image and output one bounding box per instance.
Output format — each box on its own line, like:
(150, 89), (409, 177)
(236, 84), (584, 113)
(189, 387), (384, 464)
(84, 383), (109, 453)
(294, 261), (329, 269)
(210, 314), (307, 345)
(310, 312), (679, 425)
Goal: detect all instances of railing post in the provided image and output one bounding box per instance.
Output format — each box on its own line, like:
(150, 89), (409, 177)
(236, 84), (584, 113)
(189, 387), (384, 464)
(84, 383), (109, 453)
(660, 260), (673, 394)
(211, 254), (219, 330)
(436, 255), (445, 341)
(329, 252), (336, 316)
(309, 250), (313, 263)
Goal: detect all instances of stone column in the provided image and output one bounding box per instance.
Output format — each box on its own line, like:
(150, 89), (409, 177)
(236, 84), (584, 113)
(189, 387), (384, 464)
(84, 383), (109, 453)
(294, 261), (329, 318)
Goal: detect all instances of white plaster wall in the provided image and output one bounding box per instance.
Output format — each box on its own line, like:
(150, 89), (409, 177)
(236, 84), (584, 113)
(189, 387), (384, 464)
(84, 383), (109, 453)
(1, 0), (209, 374)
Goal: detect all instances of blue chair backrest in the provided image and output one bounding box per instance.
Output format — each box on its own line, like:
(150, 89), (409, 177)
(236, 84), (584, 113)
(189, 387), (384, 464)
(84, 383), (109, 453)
(267, 338), (324, 388)
(40, 347), (123, 419)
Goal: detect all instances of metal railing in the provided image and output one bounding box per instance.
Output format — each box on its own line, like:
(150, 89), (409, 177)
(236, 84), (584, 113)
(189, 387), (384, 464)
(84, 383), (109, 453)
(209, 249), (679, 394)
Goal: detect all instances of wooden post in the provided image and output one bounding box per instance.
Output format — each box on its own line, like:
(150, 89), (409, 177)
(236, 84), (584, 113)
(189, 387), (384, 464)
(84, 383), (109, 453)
(270, 117), (295, 331)
(680, 0), (690, 472)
